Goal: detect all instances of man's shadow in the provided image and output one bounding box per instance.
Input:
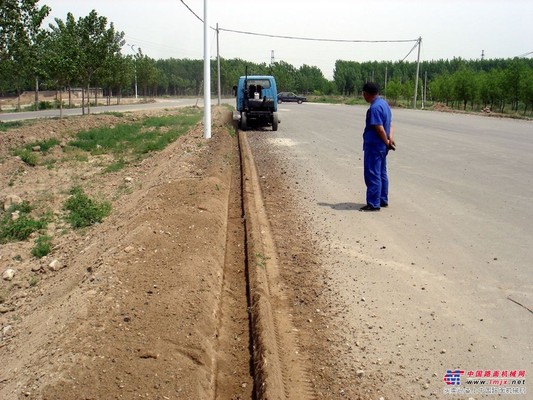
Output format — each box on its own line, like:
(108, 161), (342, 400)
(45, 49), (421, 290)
(317, 202), (363, 211)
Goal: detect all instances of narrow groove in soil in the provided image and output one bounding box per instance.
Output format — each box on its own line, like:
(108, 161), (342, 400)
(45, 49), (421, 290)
(212, 131), (255, 400)
(238, 130), (259, 400)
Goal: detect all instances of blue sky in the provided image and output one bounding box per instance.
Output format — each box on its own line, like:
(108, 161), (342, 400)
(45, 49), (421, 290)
(42, 0), (533, 79)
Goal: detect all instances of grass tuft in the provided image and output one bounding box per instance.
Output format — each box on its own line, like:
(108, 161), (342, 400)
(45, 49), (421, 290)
(32, 235), (53, 258)
(64, 186), (111, 228)
(0, 202), (48, 243)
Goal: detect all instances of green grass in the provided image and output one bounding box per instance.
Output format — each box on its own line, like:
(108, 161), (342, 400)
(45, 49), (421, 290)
(104, 157), (127, 173)
(0, 202), (48, 243)
(61, 146), (89, 162)
(11, 138), (61, 166)
(102, 111), (125, 117)
(2, 109), (202, 258)
(64, 186), (111, 228)
(310, 95), (367, 106)
(31, 138), (60, 153)
(0, 120), (24, 131)
(12, 148), (38, 166)
(32, 235), (52, 258)
(69, 108), (202, 159)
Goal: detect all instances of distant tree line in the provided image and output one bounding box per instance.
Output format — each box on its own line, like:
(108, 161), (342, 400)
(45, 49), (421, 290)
(336, 58), (533, 114)
(1, 1), (532, 115)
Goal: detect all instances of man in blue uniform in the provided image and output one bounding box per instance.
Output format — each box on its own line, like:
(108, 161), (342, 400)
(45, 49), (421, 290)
(360, 82), (394, 212)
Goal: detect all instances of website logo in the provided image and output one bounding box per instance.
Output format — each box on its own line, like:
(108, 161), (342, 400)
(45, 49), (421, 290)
(443, 370), (464, 385)
(443, 368), (527, 395)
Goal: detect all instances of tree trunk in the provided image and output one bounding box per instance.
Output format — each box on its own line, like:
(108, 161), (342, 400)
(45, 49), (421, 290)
(16, 88), (21, 112)
(59, 88), (63, 120)
(34, 77), (39, 111)
(82, 87), (85, 115)
(87, 83), (91, 115)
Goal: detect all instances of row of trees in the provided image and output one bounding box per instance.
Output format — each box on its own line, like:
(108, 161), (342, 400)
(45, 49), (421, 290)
(1, 1), (532, 115)
(335, 58), (533, 114)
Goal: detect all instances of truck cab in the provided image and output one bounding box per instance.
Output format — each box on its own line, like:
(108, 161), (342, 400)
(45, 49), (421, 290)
(233, 75), (279, 131)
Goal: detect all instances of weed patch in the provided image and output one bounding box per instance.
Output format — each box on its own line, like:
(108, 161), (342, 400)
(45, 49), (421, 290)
(32, 235), (53, 258)
(104, 157), (127, 173)
(12, 148), (38, 166)
(11, 138), (60, 166)
(64, 186), (111, 228)
(69, 108), (202, 161)
(0, 120), (24, 131)
(0, 202), (48, 243)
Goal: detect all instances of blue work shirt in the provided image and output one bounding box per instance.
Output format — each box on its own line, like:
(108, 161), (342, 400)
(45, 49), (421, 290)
(363, 96), (392, 152)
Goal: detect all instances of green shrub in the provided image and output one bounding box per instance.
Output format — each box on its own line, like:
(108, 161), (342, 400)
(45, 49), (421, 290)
(13, 148), (38, 166)
(25, 101), (54, 111)
(0, 121), (24, 132)
(32, 235), (52, 258)
(54, 99), (66, 109)
(39, 101), (54, 110)
(104, 158), (127, 173)
(64, 186), (111, 228)
(103, 111), (125, 117)
(0, 202), (47, 243)
(32, 138), (60, 153)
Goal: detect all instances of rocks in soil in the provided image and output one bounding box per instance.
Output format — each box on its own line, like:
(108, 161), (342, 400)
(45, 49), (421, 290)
(47, 259), (65, 272)
(2, 269), (15, 281)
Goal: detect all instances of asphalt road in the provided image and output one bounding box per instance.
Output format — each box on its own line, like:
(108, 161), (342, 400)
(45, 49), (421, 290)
(252, 102), (532, 397)
(0, 98), (207, 122)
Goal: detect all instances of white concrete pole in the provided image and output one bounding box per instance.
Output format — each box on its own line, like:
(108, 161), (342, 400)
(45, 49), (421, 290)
(217, 23), (221, 106)
(203, 0), (211, 139)
(413, 37), (422, 109)
(129, 44), (138, 99)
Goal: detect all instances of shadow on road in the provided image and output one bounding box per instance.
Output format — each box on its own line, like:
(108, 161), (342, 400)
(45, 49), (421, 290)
(317, 202), (362, 210)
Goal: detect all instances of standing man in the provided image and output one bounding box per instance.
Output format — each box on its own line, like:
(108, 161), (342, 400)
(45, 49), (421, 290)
(360, 82), (394, 212)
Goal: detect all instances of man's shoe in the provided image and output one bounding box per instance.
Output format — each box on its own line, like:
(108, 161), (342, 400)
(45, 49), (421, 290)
(359, 205), (380, 212)
(380, 202), (388, 208)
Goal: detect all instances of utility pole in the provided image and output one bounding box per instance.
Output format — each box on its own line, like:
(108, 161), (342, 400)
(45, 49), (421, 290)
(129, 44), (138, 99)
(422, 70), (427, 109)
(413, 37), (422, 109)
(384, 66), (388, 98)
(271, 50), (275, 65)
(203, 0), (211, 139)
(217, 23), (221, 106)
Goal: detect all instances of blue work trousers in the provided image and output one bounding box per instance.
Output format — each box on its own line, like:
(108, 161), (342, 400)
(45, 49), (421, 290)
(363, 147), (389, 208)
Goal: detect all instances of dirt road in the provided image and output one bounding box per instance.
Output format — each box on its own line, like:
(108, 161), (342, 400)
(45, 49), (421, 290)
(0, 106), (338, 400)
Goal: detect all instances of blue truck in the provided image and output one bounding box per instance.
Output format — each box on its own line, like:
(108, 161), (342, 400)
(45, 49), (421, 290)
(233, 75), (279, 131)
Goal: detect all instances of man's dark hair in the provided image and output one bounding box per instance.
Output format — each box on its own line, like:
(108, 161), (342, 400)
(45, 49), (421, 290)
(362, 82), (379, 95)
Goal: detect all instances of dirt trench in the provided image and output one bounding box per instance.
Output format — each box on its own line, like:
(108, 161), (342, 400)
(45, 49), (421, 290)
(0, 108), (317, 400)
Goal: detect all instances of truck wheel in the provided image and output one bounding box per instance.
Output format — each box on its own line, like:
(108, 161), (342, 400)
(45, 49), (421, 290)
(297, 99), (302, 104)
(272, 112), (279, 131)
(277, 99), (282, 104)
(240, 112), (248, 131)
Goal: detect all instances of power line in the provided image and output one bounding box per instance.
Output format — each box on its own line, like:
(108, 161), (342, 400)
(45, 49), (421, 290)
(400, 40), (420, 63)
(517, 51), (533, 57)
(218, 27), (417, 44)
(179, 0), (417, 44)
(179, 0), (205, 25)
